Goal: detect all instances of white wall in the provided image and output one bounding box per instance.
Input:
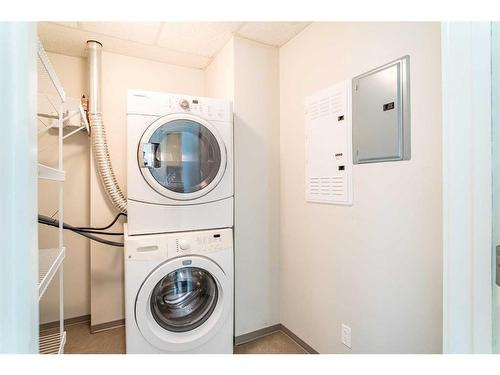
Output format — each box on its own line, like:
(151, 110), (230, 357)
(90, 51), (205, 326)
(205, 38), (234, 100)
(233, 37), (280, 335)
(279, 22), (442, 353)
(205, 37), (281, 336)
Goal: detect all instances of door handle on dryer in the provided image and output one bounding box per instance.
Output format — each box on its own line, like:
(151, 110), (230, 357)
(138, 142), (160, 168)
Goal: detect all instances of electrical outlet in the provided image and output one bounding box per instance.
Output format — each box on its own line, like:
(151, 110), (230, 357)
(341, 323), (352, 349)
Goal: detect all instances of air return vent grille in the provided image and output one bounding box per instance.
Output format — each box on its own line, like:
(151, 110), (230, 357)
(307, 92), (343, 121)
(305, 81), (353, 205)
(308, 176), (345, 197)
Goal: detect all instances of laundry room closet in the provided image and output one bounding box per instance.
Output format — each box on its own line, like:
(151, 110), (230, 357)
(38, 23), (281, 340)
(35, 21), (443, 355)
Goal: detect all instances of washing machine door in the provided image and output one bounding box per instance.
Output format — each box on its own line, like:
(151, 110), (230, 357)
(135, 256), (230, 352)
(138, 113), (227, 201)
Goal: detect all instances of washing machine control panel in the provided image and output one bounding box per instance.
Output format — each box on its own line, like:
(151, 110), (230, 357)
(169, 228), (232, 256)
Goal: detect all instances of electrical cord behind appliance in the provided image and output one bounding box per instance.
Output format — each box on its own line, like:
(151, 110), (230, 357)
(77, 212), (126, 231)
(38, 213), (126, 247)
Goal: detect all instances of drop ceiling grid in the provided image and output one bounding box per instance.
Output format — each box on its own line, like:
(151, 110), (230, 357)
(80, 22), (163, 45)
(38, 22), (212, 69)
(40, 21), (310, 69)
(156, 22), (244, 57)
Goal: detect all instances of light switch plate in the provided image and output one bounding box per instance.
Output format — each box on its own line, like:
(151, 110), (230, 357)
(341, 323), (352, 349)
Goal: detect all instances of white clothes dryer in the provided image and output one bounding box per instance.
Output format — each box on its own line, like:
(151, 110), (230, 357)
(127, 90), (233, 235)
(125, 226), (233, 354)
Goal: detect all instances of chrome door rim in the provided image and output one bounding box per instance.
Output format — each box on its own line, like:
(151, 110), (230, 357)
(138, 113), (227, 201)
(135, 256), (230, 352)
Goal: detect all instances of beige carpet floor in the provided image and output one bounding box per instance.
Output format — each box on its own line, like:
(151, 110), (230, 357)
(42, 322), (306, 354)
(234, 332), (306, 354)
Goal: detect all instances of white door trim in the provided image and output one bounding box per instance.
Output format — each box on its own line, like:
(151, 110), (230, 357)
(442, 22), (493, 353)
(0, 22), (38, 353)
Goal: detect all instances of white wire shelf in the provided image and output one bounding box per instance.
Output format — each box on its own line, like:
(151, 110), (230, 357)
(38, 247), (65, 300)
(37, 97), (89, 142)
(37, 37), (66, 356)
(39, 331), (66, 354)
(38, 163), (65, 181)
(61, 98), (90, 140)
(37, 40), (65, 103)
(37, 93), (62, 136)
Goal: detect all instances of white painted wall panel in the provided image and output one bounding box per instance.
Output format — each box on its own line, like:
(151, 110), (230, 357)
(233, 37), (280, 336)
(280, 22), (442, 353)
(205, 37), (281, 337)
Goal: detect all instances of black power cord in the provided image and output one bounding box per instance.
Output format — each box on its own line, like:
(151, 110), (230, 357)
(77, 212), (126, 231)
(38, 213), (126, 247)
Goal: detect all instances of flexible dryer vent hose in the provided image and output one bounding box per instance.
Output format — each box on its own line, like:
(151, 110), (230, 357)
(87, 40), (127, 214)
(89, 113), (127, 213)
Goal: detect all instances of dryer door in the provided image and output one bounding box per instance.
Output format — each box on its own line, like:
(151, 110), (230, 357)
(138, 113), (227, 201)
(135, 256), (230, 352)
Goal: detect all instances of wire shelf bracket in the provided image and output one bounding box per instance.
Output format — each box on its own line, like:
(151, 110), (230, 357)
(38, 247), (65, 300)
(37, 40), (66, 103)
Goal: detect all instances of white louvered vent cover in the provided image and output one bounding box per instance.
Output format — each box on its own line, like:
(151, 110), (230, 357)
(305, 80), (353, 205)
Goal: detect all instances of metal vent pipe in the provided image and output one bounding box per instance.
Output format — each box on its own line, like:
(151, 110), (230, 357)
(87, 40), (127, 214)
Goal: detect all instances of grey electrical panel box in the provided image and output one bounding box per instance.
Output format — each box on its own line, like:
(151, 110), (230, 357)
(352, 56), (411, 164)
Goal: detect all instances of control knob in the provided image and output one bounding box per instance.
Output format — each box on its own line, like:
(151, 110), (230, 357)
(178, 239), (190, 251)
(180, 99), (190, 110)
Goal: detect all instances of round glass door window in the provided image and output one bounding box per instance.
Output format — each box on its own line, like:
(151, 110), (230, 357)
(150, 267), (219, 333)
(144, 119), (222, 195)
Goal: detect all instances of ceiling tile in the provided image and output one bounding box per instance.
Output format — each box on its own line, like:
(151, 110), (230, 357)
(37, 21), (309, 70)
(237, 22), (310, 47)
(38, 23), (88, 57)
(50, 21), (79, 28)
(157, 22), (243, 57)
(38, 22), (209, 69)
(80, 22), (162, 45)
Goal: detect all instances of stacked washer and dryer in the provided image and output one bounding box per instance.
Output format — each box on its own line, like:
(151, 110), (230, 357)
(125, 90), (234, 354)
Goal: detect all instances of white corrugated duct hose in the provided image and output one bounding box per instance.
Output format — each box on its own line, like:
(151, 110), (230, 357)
(87, 40), (127, 214)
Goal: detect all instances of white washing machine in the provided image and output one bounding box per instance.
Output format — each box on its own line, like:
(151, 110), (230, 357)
(125, 225), (233, 354)
(127, 90), (233, 235)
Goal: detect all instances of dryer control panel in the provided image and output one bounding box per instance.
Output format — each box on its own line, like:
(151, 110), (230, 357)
(168, 228), (233, 257)
(127, 89), (232, 123)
